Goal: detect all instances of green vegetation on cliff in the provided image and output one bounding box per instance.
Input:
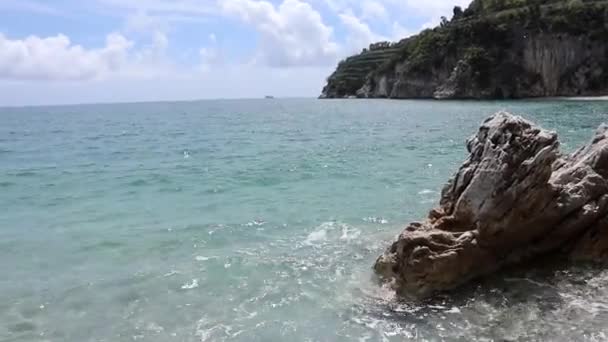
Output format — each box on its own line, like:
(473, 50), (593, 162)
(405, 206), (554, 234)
(321, 0), (608, 99)
(322, 44), (405, 97)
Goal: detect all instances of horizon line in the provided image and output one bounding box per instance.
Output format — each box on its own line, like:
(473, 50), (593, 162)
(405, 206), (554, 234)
(0, 96), (323, 109)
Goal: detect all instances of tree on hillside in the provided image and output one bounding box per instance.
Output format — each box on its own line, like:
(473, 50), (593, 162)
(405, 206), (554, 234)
(453, 6), (463, 20)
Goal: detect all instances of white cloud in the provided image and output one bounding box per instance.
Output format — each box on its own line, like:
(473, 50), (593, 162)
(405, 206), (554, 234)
(0, 33), (133, 81)
(338, 13), (386, 52)
(220, 0), (339, 67)
(0, 64), (334, 106)
(98, 0), (471, 68)
(361, 1), (387, 21)
(378, 0), (472, 30)
(127, 30), (170, 68)
(199, 47), (222, 71)
(0, 0), (62, 15)
(124, 10), (170, 33)
(310, 0), (473, 39)
(97, 0), (218, 17)
(402, 0), (470, 16)
(391, 22), (414, 40)
(308, 0), (350, 12)
(0, 27), (188, 82)
(152, 31), (168, 51)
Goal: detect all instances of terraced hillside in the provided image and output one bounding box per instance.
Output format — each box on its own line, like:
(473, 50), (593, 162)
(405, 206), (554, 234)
(321, 0), (608, 99)
(320, 43), (406, 98)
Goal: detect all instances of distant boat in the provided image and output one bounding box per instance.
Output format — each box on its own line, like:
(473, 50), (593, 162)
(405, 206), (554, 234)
(264, 95), (275, 99)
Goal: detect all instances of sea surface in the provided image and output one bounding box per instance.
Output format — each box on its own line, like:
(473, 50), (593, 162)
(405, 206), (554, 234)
(1, 98), (608, 342)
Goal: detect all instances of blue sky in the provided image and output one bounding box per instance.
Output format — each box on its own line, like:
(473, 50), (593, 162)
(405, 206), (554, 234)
(0, 0), (471, 105)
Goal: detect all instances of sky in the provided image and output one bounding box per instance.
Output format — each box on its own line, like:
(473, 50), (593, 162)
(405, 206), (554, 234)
(0, 0), (471, 106)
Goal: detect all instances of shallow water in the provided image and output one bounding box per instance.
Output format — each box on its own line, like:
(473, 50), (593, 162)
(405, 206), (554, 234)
(1, 98), (608, 341)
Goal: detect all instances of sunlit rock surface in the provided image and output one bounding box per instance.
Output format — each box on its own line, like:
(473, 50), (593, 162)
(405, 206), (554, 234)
(375, 112), (608, 299)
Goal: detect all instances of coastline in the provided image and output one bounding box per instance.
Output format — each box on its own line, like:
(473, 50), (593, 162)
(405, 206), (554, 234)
(319, 95), (608, 101)
(545, 95), (608, 101)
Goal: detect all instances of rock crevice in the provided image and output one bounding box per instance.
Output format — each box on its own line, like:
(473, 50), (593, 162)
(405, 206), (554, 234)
(375, 112), (608, 299)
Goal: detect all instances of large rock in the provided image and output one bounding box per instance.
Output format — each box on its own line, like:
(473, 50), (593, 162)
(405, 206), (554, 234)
(374, 112), (608, 299)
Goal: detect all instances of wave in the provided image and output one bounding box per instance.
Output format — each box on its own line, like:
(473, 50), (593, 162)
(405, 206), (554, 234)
(14, 171), (36, 177)
(181, 279), (199, 290)
(363, 217), (388, 224)
(195, 256), (215, 262)
(304, 221), (362, 246)
(304, 229), (327, 245)
(128, 179), (147, 186)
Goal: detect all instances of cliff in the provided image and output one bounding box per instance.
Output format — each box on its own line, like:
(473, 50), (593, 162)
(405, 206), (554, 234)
(321, 0), (608, 99)
(375, 112), (608, 299)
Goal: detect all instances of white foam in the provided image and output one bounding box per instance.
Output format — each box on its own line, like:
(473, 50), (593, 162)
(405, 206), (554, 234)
(418, 189), (436, 195)
(195, 256), (213, 261)
(359, 333), (373, 342)
(340, 225), (361, 241)
(305, 229), (328, 245)
(231, 330), (245, 338)
(304, 221), (363, 245)
(145, 322), (164, 333)
(245, 220), (266, 227)
(364, 217), (388, 224)
(446, 307), (461, 314)
(427, 305), (447, 310)
(195, 316), (235, 342)
(557, 96), (608, 101)
(163, 270), (180, 277)
(181, 279), (199, 290)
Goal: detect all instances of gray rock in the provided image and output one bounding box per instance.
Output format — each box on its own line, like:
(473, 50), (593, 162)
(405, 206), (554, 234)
(374, 112), (608, 299)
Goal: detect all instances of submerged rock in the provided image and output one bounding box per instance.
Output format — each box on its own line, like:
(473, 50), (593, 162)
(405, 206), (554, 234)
(375, 112), (608, 299)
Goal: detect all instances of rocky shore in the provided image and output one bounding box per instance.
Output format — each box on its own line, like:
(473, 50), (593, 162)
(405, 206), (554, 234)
(375, 112), (608, 299)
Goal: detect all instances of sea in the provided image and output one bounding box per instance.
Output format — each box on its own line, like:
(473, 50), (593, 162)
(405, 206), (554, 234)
(1, 98), (608, 342)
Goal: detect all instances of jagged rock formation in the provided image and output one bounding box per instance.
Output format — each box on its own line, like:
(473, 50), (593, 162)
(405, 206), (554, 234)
(374, 112), (608, 299)
(321, 0), (608, 99)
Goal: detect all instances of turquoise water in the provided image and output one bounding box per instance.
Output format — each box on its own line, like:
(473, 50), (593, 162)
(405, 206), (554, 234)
(1, 98), (608, 341)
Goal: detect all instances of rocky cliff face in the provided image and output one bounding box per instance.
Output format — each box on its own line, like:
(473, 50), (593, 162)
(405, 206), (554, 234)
(319, 43), (406, 99)
(321, 1), (608, 99)
(374, 112), (608, 299)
